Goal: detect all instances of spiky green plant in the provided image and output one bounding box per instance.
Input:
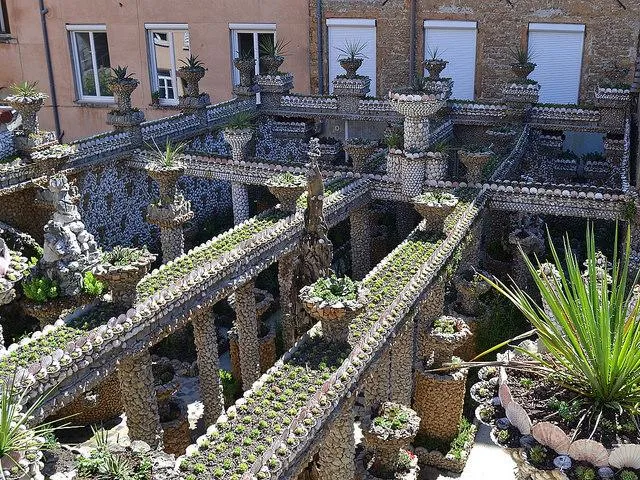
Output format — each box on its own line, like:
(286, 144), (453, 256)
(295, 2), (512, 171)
(336, 40), (368, 60)
(483, 225), (640, 418)
(8, 82), (47, 101)
(510, 46), (535, 65)
(179, 54), (205, 69)
(426, 46), (445, 61)
(111, 66), (135, 81)
(148, 139), (186, 168)
(259, 36), (291, 57)
(224, 111), (255, 131)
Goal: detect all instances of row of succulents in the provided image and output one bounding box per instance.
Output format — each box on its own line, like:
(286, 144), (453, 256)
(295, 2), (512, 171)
(176, 185), (486, 479)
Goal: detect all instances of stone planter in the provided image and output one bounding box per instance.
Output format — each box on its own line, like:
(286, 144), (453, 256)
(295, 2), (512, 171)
(22, 293), (92, 328)
(146, 164), (185, 205)
(458, 149), (493, 183)
(108, 78), (138, 113)
(361, 402), (420, 479)
(260, 55), (285, 76)
(266, 183), (306, 213)
(2, 450), (44, 480)
(452, 268), (491, 316)
(159, 396), (190, 456)
(487, 128), (517, 154)
(339, 58), (363, 79)
(94, 250), (157, 307)
(234, 58), (256, 87)
(345, 140), (378, 173)
(424, 152), (448, 181)
(412, 196), (458, 234)
(470, 380), (495, 404)
(511, 62), (536, 80)
(388, 93), (447, 119)
(223, 128), (254, 161)
(177, 66), (206, 97)
(6, 96), (45, 136)
(300, 284), (369, 344)
(401, 153), (426, 197)
(423, 59), (449, 80)
(423, 316), (471, 367)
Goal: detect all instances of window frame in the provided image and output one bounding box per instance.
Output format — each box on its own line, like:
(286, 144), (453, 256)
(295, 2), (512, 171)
(0, 0), (8, 34)
(66, 24), (114, 103)
(145, 24), (190, 106)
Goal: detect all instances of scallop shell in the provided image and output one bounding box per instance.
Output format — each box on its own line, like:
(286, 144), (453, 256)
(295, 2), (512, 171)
(506, 401), (532, 435)
(568, 439), (609, 467)
(608, 444), (640, 470)
(531, 422), (571, 454)
(498, 383), (513, 408)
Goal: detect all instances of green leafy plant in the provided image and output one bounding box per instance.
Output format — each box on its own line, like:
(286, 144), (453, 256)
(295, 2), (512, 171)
(8, 81), (47, 101)
(259, 36), (291, 57)
(336, 40), (368, 60)
(82, 271), (104, 296)
(527, 445), (548, 465)
(235, 50), (255, 61)
(426, 46), (446, 61)
(372, 404), (410, 431)
(621, 471), (639, 480)
(574, 465), (597, 480)
(510, 46), (535, 65)
(102, 246), (150, 267)
(224, 111), (255, 131)
(111, 66), (135, 81)
(151, 90), (160, 103)
(309, 275), (358, 303)
(266, 172), (306, 188)
(413, 191), (459, 207)
(496, 428), (510, 444)
(22, 276), (59, 303)
(179, 54), (205, 69)
(148, 139), (186, 168)
(432, 316), (459, 335)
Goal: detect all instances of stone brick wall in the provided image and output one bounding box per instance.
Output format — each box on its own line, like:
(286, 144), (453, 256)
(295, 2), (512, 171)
(310, 0), (640, 102)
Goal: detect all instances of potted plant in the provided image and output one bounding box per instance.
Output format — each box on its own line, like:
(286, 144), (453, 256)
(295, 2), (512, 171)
(108, 66), (139, 113)
(412, 192), (459, 233)
(361, 402), (420, 478)
(177, 54), (207, 98)
(336, 40), (368, 79)
(259, 37), (290, 76)
(344, 137), (378, 173)
(5, 82), (48, 137)
(300, 274), (368, 344)
(151, 90), (161, 107)
(424, 315), (471, 367)
(509, 46), (536, 80)
(458, 146), (494, 183)
(389, 75), (451, 119)
(145, 140), (186, 205)
(424, 47), (449, 80)
(223, 111), (255, 161)
(265, 172), (306, 213)
(233, 51), (256, 87)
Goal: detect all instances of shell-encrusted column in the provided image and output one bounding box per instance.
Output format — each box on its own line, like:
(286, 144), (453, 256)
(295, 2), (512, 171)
(416, 278), (445, 355)
(192, 305), (223, 425)
(508, 219), (545, 293)
(364, 348), (391, 410)
(117, 350), (163, 448)
(231, 182), (250, 225)
(234, 279), (260, 390)
(317, 397), (356, 480)
(278, 251), (299, 350)
(390, 320), (415, 405)
(350, 206), (372, 280)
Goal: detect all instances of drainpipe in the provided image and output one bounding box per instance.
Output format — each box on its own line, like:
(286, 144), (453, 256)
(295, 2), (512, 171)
(38, 0), (62, 140)
(316, 0), (324, 94)
(409, 0), (417, 83)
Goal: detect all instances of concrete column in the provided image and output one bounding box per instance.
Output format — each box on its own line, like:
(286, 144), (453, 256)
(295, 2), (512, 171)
(192, 305), (224, 426)
(117, 350), (162, 448)
(232, 182), (250, 225)
(317, 397), (356, 480)
(278, 251), (298, 350)
(390, 320), (415, 405)
(234, 280), (261, 390)
(364, 349), (390, 410)
(350, 206), (372, 281)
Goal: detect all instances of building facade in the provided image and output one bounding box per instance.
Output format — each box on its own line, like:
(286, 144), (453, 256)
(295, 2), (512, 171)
(310, 0), (640, 103)
(0, 0), (311, 140)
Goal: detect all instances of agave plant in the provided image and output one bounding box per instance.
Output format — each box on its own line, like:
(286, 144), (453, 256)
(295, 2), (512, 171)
(148, 139), (186, 168)
(336, 40), (368, 61)
(110, 66), (135, 81)
(510, 46), (535, 65)
(7, 82), (47, 101)
(179, 54), (205, 70)
(224, 111), (256, 131)
(483, 225), (640, 421)
(259, 36), (291, 57)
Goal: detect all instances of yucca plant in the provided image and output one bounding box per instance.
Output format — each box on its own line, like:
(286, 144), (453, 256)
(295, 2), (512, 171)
(7, 82), (47, 101)
(510, 46), (535, 65)
(179, 54), (205, 70)
(336, 40), (368, 61)
(224, 111), (255, 131)
(148, 139), (186, 168)
(259, 36), (291, 57)
(481, 225), (640, 419)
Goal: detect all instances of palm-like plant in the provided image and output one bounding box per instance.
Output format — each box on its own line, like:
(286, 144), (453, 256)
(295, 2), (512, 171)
(7, 82), (47, 101)
(148, 139), (185, 168)
(336, 40), (368, 61)
(179, 54), (205, 70)
(110, 66), (135, 81)
(485, 225), (640, 418)
(259, 36), (291, 57)
(224, 111), (256, 131)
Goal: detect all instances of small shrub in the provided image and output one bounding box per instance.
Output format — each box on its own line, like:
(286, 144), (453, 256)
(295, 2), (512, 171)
(22, 276), (59, 303)
(83, 271), (104, 296)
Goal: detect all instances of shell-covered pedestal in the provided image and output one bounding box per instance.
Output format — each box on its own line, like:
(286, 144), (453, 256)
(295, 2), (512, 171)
(94, 250), (157, 307)
(412, 195), (458, 234)
(458, 150), (493, 183)
(345, 140), (378, 173)
(223, 128), (254, 162)
(267, 184), (306, 213)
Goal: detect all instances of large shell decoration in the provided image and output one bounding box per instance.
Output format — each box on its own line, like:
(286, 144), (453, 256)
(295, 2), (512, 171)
(531, 422), (571, 455)
(608, 444), (640, 470)
(505, 401), (532, 435)
(498, 383), (513, 408)
(568, 439), (609, 467)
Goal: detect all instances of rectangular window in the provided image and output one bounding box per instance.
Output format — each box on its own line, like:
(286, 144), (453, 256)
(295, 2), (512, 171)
(424, 20), (477, 100)
(146, 24), (190, 106)
(327, 19), (377, 95)
(0, 0), (9, 34)
(528, 23), (585, 104)
(229, 24), (276, 85)
(67, 25), (113, 102)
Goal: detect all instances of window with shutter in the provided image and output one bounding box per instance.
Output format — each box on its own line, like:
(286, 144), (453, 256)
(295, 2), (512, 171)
(327, 19), (377, 95)
(528, 23), (585, 104)
(423, 20), (477, 100)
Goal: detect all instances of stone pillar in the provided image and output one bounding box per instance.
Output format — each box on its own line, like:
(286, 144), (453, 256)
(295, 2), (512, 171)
(350, 206), (372, 281)
(192, 305), (223, 426)
(232, 182), (250, 225)
(159, 227), (185, 263)
(317, 397), (356, 480)
(234, 280), (260, 390)
(508, 218), (545, 293)
(118, 350), (162, 448)
(390, 320), (415, 405)
(278, 251), (298, 350)
(363, 349), (390, 410)
(395, 203), (417, 243)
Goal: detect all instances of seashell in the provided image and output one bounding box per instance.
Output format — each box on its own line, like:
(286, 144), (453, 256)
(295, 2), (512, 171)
(40, 355), (53, 368)
(608, 444), (640, 470)
(52, 349), (64, 362)
(498, 383), (512, 408)
(505, 401), (531, 435)
(568, 439), (609, 467)
(27, 363), (41, 375)
(532, 422), (571, 454)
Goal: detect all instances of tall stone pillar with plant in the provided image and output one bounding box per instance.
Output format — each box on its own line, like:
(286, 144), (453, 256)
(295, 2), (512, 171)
(106, 66), (145, 148)
(333, 40), (371, 113)
(145, 141), (193, 262)
(317, 397), (356, 480)
(177, 54), (211, 125)
(502, 46), (540, 121)
(234, 279), (261, 391)
(350, 205), (372, 280)
(5, 81), (49, 154)
(118, 349), (163, 448)
(191, 304), (224, 425)
(255, 37), (294, 110)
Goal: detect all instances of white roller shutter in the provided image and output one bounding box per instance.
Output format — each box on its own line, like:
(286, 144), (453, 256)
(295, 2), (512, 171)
(424, 20), (477, 100)
(528, 23), (585, 104)
(327, 19), (377, 95)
